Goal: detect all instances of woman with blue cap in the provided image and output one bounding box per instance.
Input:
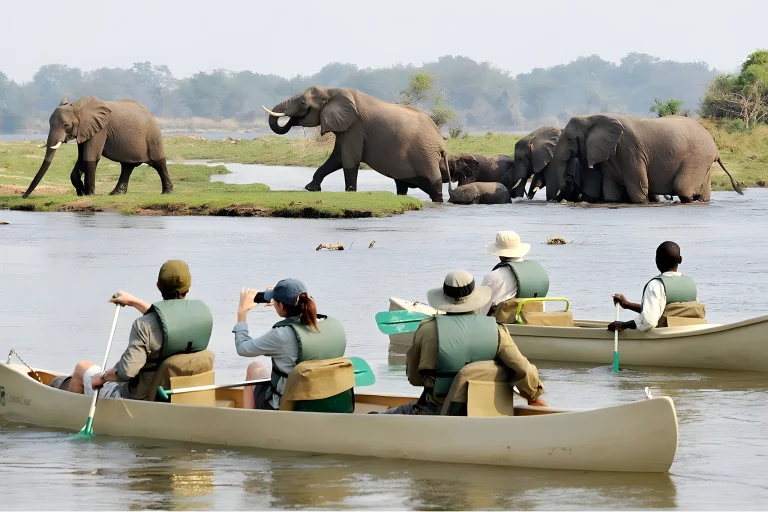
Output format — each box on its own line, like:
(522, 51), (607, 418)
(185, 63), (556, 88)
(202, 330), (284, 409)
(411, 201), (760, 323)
(234, 278), (347, 410)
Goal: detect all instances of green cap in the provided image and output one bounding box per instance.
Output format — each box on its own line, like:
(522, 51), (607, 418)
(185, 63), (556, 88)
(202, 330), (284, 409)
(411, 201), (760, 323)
(157, 260), (191, 295)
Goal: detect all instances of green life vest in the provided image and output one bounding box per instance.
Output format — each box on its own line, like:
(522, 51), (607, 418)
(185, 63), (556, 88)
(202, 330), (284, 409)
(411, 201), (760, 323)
(151, 299), (213, 361)
(434, 314), (498, 398)
(266, 315), (347, 403)
(494, 260), (550, 298)
(643, 274), (697, 304)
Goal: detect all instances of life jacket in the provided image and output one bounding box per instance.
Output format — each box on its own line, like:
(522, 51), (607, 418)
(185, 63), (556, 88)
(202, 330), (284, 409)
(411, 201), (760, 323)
(492, 260), (550, 299)
(265, 315), (347, 404)
(135, 299), (214, 378)
(643, 274), (705, 327)
(434, 314), (498, 398)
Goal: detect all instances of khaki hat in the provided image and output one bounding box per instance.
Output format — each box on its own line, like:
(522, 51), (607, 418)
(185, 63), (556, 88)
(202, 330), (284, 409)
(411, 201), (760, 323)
(486, 231), (531, 258)
(426, 270), (492, 313)
(157, 260), (191, 295)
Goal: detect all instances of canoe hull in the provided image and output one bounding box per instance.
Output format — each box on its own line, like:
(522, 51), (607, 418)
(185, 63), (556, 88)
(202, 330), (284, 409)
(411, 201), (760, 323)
(387, 297), (768, 371)
(0, 362), (678, 473)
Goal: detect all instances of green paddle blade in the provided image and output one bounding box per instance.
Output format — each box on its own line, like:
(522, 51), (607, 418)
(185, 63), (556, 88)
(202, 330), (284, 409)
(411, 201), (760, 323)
(375, 310), (432, 335)
(71, 417), (95, 439)
(349, 357), (376, 387)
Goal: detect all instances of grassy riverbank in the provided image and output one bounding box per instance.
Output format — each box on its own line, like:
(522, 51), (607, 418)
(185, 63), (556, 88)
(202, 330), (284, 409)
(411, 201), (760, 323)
(0, 142), (421, 218)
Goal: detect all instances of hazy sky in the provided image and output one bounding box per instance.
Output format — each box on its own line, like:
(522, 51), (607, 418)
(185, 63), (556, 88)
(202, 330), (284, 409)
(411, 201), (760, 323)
(4, 0), (766, 82)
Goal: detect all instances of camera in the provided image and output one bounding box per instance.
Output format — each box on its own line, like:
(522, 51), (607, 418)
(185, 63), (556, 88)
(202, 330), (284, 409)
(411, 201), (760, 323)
(253, 291), (268, 303)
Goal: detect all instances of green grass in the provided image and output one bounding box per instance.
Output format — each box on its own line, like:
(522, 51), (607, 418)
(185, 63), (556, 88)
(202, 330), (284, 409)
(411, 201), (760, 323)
(0, 141), (421, 217)
(446, 132), (522, 155)
(701, 120), (768, 190)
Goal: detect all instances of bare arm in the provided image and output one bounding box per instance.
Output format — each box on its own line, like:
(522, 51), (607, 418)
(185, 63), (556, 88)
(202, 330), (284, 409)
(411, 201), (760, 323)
(110, 291), (151, 314)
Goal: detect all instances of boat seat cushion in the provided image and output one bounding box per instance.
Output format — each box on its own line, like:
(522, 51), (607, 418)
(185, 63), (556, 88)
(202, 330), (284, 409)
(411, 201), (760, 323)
(169, 370), (215, 407)
(280, 357), (355, 413)
(439, 361), (512, 416)
(494, 298), (543, 323)
(658, 301), (707, 327)
(147, 350), (216, 402)
(521, 311), (575, 327)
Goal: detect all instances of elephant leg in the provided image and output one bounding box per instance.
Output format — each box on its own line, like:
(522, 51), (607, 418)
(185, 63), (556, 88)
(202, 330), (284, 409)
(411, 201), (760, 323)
(81, 159), (100, 196)
(149, 158), (174, 194)
(649, 194), (660, 203)
(675, 166), (710, 202)
(307, 144), (342, 191)
(395, 179), (410, 195)
(622, 169), (650, 203)
(110, 163), (140, 195)
(69, 159), (85, 196)
(602, 177), (624, 203)
(416, 176), (443, 203)
(343, 165), (360, 192)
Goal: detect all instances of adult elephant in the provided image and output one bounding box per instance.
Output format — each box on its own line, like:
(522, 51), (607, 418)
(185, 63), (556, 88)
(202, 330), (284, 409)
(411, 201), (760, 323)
(500, 126), (562, 199)
(447, 153), (514, 186)
(263, 86), (449, 202)
(447, 182), (511, 204)
(529, 114), (742, 203)
(22, 97), (172, 198)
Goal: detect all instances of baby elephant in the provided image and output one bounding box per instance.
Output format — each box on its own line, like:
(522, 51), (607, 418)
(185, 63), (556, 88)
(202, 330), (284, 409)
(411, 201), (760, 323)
(448, 182), (512, 205)
(447, 153), (514, 186)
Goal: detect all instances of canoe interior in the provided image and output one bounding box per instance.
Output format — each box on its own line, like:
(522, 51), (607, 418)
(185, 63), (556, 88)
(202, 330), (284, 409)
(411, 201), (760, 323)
(29, 370), (560, 417)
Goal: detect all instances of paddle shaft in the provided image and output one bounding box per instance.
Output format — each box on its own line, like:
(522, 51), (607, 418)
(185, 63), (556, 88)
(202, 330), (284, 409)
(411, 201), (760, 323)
(613, 302), (620, 373)
(159, 378), (270, 398)
(82, 302), (121, 433)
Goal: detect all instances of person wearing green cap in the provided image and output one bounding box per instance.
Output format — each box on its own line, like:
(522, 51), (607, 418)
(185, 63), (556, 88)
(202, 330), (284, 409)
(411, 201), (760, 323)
(68, 259), (213, 400)
(234, 278), (347, 410)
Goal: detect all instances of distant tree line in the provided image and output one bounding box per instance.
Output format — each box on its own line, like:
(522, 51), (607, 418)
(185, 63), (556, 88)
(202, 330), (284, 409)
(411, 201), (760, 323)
(0, 51), (763, 133)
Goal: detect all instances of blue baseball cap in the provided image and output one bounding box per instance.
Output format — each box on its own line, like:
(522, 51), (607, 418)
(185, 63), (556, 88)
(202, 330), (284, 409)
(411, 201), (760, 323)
(263, 278), (309, 306)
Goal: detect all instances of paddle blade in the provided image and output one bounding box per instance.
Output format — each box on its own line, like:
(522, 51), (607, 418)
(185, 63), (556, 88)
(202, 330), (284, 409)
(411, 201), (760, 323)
(613, 351), (619, 373)
(71, 417), (95, 438)
(375, 310), (431, 335)
(349, 357), (376, 387)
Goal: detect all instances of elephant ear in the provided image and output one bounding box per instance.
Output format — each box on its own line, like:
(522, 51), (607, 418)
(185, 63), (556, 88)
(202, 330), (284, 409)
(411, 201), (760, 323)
(320, 90), (359, 134)
(75, 97), (111, 143)
(585, 116), (623, 168)
(530, 129), (560, 173)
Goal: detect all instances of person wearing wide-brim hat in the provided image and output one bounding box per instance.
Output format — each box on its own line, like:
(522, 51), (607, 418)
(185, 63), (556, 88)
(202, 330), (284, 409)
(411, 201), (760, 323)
(476, 230), (550, 317)
(379, 270), (547, 415)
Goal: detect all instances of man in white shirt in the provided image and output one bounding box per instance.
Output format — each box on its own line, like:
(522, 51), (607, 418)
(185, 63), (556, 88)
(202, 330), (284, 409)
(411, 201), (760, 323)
(477, 231), (549, 316)
(609, 241), (699, 332)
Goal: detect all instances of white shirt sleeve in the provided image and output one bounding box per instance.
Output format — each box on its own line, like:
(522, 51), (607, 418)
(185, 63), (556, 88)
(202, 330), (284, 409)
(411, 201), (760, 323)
(635, 279), (667, 331)
(476, 271), (502, 316)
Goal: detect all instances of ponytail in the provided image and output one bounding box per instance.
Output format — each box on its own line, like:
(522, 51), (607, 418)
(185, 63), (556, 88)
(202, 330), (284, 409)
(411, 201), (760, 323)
(281, 293), (319, 331)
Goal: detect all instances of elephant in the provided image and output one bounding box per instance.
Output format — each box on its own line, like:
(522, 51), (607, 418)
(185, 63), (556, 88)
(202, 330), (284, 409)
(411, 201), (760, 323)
(22, 97), (172, 198)
(447, 182), (512, 204)
(499, 126), (562, 199)
(528, 114), (742, 204)
(446, 153), (514, 186)
(263, 86), (449, 202)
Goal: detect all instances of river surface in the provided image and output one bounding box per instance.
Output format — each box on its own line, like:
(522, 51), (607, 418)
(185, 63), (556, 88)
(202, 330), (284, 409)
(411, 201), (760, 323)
(1, 164), (767, 509)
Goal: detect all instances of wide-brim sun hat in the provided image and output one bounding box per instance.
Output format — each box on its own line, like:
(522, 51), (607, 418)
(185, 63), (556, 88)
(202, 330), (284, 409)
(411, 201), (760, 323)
(486, 230), (531, 258)
(426, 270), (492, 313)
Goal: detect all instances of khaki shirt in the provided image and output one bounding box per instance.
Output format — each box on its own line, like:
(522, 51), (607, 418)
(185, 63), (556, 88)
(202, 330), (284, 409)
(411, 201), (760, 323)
(406, 317), (544, 407)
(113, 310), (164, 400)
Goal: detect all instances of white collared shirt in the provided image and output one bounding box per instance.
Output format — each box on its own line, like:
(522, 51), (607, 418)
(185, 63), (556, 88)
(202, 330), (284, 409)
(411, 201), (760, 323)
(477, 257), (523, 316)
(635, 271), (682, 331)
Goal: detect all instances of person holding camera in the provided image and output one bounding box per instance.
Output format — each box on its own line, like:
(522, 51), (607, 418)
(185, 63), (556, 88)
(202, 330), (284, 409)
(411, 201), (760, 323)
(234, 278), (347, 410)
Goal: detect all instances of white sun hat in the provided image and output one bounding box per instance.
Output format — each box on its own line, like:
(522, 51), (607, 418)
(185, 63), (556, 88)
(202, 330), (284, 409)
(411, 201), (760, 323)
(426, 270), (492, 313)
(486, 231), (531, 258)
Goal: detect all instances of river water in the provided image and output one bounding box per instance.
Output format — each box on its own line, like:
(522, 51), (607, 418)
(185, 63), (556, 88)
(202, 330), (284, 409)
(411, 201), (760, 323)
(1, 164), (767, 510)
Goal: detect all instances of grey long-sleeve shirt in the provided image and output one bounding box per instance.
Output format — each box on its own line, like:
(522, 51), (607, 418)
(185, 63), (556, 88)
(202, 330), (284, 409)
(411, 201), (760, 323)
(113, 311), (164, 400)
(232, 315), (300, 409)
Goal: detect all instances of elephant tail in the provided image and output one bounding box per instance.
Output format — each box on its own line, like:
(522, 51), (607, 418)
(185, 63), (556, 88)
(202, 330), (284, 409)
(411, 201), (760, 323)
(441, 150), (454, 195)
(716, 157), (744, 195)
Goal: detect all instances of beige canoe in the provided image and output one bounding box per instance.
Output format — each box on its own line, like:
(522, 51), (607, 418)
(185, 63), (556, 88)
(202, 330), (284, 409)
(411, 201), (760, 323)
(387, 297), (768, 371)
(0, 362), (678, 473)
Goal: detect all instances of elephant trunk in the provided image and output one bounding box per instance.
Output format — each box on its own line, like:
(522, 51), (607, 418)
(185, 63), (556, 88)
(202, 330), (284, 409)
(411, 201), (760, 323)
(22, 143), (59, 199)
(267, 112), (296, 135)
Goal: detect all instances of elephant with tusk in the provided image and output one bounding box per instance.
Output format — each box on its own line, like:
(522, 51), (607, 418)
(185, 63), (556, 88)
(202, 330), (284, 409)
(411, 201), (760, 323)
(263, 86), (450, 202)
(23, 96), (173, 199)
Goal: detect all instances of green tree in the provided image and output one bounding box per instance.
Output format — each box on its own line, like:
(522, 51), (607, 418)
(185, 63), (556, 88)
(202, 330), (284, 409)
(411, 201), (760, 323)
(649, 98), (685, 117)
(700, 49), (768, 129)
(398, 72), (460, 135)
(398, 72), (434, 107)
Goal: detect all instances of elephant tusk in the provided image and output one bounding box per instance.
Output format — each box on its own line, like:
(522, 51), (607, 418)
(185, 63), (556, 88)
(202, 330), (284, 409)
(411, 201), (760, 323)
(262, 106), (287, 117)
(532, 186), (539, 194)
(49, 141), (62, 150)
(38, 144), (46, 148)
(512, 178), (522, 189)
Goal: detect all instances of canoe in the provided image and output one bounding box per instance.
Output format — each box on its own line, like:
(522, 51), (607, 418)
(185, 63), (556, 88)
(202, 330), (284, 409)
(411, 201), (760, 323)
(0, 361), (678, 473)
(387, 297), (768, 372)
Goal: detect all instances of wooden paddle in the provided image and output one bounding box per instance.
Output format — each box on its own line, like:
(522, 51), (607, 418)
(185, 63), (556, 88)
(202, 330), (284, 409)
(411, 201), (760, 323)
(375, 310), (432, 335)
(74, 298), (121, 437)
(156, 357), (376, 400)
